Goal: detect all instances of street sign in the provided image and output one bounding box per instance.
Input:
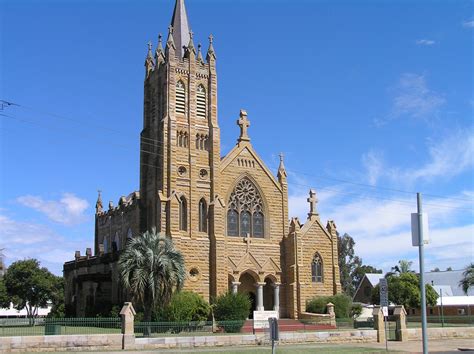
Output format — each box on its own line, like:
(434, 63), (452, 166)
(411, 212), (429, 246)
(380, 278), (388, 307)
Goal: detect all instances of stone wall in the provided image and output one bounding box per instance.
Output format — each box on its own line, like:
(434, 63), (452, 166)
(407, 326), (474, 340)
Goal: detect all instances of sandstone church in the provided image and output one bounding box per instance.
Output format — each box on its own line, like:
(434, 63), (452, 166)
(64, 0), (341, 319)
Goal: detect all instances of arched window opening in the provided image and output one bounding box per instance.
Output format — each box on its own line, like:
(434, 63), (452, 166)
(113, 232), (120, 251)
(198, 198), (207, 232)
(176, 81), (186, 114)
(179, 196), (187, 231)
(196, 85), (207, 118)
(311, 253), (323, 283)
(227, 207), (239, 236)
(127, 228), (133, 240)
(226, 178), (265, 238)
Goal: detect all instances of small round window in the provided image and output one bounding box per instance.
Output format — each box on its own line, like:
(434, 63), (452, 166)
(189, 267), (200, 281)
(178, 166), (187, 176)
(199, 169), (208, 179)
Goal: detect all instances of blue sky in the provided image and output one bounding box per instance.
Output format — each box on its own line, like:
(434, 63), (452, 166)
(1, 0), (473, 276)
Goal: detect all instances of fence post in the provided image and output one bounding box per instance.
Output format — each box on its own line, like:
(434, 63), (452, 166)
(120, 302), (136, 349)
(327, 302), (336, 327)
(393, 305), (408, 342)
(372, 306), (386, 343)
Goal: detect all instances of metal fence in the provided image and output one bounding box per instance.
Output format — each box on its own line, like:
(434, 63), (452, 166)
(134, 320), (246, 337)
(406, 315), (474, 327)
(0, 317), (121, 337)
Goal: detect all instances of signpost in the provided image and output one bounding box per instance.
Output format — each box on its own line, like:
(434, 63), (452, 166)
(379, 278), (389, 351)
(268, 317), (279, 354)
(411, 193), (429, 354)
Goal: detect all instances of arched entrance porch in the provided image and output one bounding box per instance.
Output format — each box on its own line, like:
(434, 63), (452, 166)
(238, 271), (258, 318)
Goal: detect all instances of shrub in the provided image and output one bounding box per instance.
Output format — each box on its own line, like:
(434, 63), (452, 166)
(213, 292), (250, 333)
(306, 296), (327, 314)
(161, 291), (211, 322)
(350, 303), (363, 318)
(306, 294), (352, 318)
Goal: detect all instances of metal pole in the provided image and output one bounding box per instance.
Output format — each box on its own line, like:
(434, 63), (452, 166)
(417, 193), (428, 354)
(384, 315), (388, 351)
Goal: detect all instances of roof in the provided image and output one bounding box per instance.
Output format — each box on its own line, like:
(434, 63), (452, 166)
(0, 303), (52, 317)
(437, 296), (474, 306)
(424, 270), (473, 296)
(365, 273), (383, 287)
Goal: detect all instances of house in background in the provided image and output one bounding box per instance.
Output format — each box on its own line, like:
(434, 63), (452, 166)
(353, 273), (383, 304)
(353, 270), (473, 317)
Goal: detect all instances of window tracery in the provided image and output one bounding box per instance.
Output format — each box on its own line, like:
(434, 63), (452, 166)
(227, 178), (265, 238)
(312, 253), (323, 283)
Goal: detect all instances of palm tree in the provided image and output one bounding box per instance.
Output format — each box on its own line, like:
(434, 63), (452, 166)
(459, 263), (474, 295)
(389, 260), (414, 275)
(118, 228), (186, 325)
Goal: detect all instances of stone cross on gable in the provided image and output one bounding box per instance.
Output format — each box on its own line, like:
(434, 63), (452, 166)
(279, 152), (284, 162)
(237, 109), (250, 142)
(307, 189), (319, 217)
(244, 233), (251, 253)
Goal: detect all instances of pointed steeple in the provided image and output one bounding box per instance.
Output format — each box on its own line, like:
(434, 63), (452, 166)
(145, 41), (155, 77)
(155, 34), (165, 64)
(171, 0), (191, 58)
(206, 34), (216, 62)
(277, 153), (287, 181)
(95, 190), (103, 214)
(185, 30), (196, 58)
(197, 43), (204, 63)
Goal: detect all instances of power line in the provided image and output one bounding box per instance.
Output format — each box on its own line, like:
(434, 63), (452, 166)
(1, 106), (473, 211)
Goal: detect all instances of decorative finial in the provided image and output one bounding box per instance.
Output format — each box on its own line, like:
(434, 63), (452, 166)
(277, 152), (287, 181)
(109, 201), (114, 210)
(206, 34), (216, 60)
(237, 109), (250, 143)
(95, 190), (103, 213)
(197, 43), (204, 62)
(307, 189), (319, 218)
(147, 41), (153, 58)
(189, 30), (194, 39)
(168, 25), (174, 34)
(186, 29), (195, 53)
(157, 34), (163, 51)
(166, 25), (176, 50)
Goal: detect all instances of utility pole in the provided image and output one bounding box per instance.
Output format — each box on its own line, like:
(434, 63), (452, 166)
(417, 193), (428, 354)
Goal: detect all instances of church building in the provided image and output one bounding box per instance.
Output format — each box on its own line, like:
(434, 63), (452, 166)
(64, 0), (341, 319)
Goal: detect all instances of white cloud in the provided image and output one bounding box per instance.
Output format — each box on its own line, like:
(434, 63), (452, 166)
(389, 129), (474, 184)
(17, 193), (89, 225)
(359, 129), (474, 186)
(463, 20), (474, 28)
(416, 39), (435, 46)
(392, 73), (445, 119)
(362, 150), (384, 185)
(0, 213), (89, 275)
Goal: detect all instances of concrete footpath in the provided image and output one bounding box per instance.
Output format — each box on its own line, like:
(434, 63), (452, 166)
(37, 338), (474, 353)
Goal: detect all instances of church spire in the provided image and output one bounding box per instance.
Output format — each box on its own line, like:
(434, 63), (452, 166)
(277, 153), (287, 182)
(171, 0), (191, 58)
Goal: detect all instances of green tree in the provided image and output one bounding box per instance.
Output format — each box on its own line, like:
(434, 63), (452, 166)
(0, 278), (9, 308)
(47, 276), (65, 318)
(390, 260), (414, 275)
(338, 233), (362, 296)
(459, 263), (474, 295)
(118, 228), (186, 325)
(3, 259), (57, 321)
(372, 272), (438, 309)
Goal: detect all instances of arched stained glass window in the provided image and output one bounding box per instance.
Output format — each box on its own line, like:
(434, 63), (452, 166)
(227, 207), (238, 236)
(253, 212), (264, 238)
(311, 253), (323, 283)
(179, 196), (187, 231)
(199, 198), (207, 232)
(226, 177), (265, 238)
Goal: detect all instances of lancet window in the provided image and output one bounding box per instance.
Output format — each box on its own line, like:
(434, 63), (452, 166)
(198, 198), (207, 232)
(176, 81), (186, 114)
(179, 196), (187, 231)
(196, 85), (206, 118)
(311, 253), (323, 283)
(227, 178), (265, 238)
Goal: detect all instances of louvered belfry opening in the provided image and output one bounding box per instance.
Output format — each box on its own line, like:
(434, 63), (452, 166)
(176, 81), (186, 114)
(196, 85), (206, 118)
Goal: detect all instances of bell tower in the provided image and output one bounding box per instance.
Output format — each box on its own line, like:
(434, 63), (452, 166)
(139, 0), (220, 238)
